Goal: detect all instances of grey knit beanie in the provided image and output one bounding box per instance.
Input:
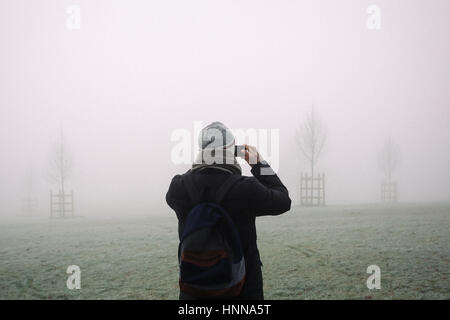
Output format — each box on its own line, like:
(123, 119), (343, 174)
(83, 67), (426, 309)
(192, 122), (241, 174)
(198, 121), (235, 151)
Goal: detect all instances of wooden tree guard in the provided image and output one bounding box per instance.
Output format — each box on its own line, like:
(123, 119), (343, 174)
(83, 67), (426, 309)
(50, 190), (74, 218)
(300, 173), (325, 206)
(381, 181), (397, 203)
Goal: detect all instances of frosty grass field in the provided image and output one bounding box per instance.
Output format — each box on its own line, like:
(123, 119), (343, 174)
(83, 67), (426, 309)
(1, 203), (449, 300)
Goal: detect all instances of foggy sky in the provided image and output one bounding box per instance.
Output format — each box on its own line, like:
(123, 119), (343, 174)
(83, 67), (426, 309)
(1, 0), (449, 218)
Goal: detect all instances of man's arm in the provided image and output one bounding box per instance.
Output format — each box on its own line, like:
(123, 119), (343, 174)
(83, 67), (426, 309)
(243, 145), (291, 216)
(166, 174), (190, 217)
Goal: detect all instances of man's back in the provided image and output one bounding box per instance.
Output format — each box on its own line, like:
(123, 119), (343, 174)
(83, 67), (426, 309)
(166, 160), (291, 299)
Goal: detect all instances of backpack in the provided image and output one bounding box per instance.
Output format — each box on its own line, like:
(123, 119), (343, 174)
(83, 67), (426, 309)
(178, 172), (246, 298)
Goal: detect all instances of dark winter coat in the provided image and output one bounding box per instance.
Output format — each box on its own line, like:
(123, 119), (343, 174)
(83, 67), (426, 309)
(165, 161), (291, 299)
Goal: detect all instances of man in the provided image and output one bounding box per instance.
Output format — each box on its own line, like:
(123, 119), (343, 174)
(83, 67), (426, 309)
(166, 121), (291, 299)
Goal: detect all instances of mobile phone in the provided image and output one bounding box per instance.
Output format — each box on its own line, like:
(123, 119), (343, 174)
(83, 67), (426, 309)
(234, 145), (245, 157)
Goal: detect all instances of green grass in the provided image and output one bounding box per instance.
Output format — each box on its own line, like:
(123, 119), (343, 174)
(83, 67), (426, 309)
(1, 203), (449, 299)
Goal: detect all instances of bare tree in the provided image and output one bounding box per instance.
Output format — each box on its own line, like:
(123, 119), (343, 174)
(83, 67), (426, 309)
(378, 137), (400, 183)
(296, 105), (327, 179)
(47, 126), (73, 201)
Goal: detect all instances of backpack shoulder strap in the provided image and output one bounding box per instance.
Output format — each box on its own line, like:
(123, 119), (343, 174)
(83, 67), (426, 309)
(214, 174), (242, 204)
(182, 171), (202, 204)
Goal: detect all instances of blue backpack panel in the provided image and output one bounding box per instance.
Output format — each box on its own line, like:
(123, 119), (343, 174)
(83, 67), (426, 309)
(179, 173), (245, 297)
